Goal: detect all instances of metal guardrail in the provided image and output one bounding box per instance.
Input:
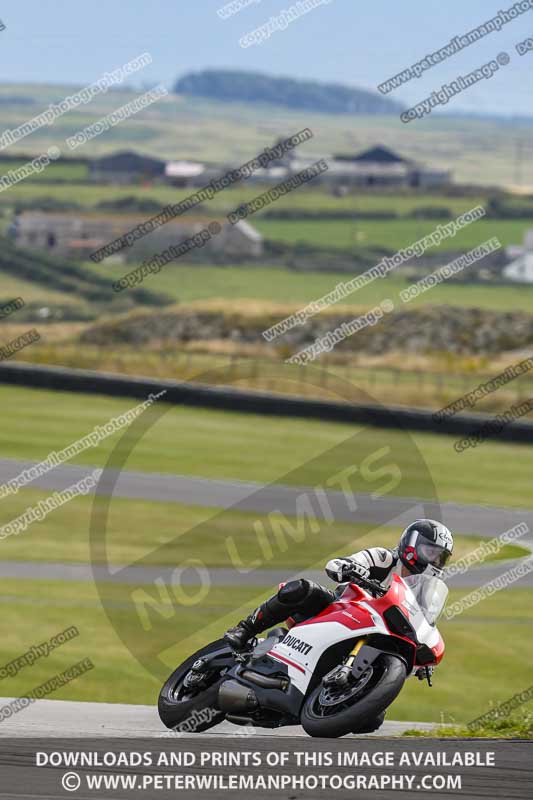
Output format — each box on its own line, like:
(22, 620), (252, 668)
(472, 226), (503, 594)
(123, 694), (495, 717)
(1, 360), (533, 443)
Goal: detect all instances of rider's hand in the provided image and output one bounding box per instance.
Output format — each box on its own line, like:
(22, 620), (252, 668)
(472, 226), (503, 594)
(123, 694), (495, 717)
(415, 666), (434, 681)
(326, 558), (369, 583)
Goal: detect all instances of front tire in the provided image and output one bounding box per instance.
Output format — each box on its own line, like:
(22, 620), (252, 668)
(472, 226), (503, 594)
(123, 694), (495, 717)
(301, 654), (405, 738)
(158, 638), (232, 732)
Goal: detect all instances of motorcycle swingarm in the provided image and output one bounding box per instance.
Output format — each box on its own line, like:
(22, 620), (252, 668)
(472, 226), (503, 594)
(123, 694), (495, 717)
(190, 649), (235, 677)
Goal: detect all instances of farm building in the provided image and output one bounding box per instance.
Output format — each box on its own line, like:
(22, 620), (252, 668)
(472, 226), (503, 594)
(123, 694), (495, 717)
(12, 212), (263, 261)
(504, 230), (533, 283)
(89, 151), (167, 184)
(289, 145), (451, 190)
(87, 144), (450, 191)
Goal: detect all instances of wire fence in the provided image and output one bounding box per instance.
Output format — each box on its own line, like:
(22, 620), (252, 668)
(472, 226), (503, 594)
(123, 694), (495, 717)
(15, 343), (533, 417)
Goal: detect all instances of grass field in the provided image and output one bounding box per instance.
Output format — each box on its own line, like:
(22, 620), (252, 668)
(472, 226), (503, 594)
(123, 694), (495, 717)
(0, 182), (489, 215)
(255, 217), (532, 253)
(1, 385), (533, 510)
(0, 577), (530, 724)
(84, 261), (533, 313)
(0, 272), (81, 305)
(0, 160), (89, 182)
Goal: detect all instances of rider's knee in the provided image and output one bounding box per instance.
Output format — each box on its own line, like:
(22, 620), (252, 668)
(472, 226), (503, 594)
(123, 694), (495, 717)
(277, 579), (310, 606)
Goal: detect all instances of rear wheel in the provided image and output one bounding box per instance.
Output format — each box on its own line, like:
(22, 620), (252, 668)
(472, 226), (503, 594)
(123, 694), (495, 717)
(158, 639), (233, 732)
(301, 654), (405, 738)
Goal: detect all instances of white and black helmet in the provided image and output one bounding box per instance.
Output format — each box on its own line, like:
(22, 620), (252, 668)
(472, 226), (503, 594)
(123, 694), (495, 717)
(398, 519), (453, 574)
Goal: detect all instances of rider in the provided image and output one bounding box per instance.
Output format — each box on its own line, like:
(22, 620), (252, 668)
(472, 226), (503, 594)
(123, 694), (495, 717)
(224, 519), (454, 652)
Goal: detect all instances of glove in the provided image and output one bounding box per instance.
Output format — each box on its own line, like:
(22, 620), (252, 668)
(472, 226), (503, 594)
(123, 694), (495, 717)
(325, 558), (370, 583)
(416, 666), (434, 681)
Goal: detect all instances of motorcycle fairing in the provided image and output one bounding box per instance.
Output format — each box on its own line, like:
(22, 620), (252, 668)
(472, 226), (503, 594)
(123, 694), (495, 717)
(362, 575), (444, 661)
(268, 609), (384, 694)
(268, 575), (444, 694)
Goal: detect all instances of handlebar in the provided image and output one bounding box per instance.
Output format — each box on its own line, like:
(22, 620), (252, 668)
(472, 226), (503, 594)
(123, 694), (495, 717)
(349, 572), (387, 598)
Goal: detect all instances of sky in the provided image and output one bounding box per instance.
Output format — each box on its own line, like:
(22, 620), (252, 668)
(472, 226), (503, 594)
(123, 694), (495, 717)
(1, 0), (533, 116)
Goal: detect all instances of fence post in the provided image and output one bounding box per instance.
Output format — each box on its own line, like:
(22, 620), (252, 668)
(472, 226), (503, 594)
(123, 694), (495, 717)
(321, 358), (328, 390)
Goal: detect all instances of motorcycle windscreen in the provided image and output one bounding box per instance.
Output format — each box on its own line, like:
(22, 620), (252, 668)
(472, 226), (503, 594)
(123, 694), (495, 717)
(403, 573), (448, 625)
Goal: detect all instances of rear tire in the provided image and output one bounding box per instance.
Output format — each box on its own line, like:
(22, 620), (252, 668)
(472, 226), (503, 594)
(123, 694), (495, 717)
(158, 639), (232, 732)
(301, 654), (405, 738)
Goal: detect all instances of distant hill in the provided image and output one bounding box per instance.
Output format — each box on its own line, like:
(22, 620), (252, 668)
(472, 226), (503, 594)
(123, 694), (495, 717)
(174, 69), (403, 116)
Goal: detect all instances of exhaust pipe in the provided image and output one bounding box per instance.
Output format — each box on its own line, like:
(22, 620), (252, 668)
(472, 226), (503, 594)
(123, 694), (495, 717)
(241, 670), (287, 690)
(218, 680), (258, 714)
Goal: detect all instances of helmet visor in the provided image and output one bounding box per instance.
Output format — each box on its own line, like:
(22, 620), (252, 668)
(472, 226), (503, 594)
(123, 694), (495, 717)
(418, 541), (451, 570)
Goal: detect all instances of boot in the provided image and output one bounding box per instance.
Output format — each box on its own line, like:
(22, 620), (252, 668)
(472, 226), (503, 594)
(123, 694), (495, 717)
(224, 594), (287, 650)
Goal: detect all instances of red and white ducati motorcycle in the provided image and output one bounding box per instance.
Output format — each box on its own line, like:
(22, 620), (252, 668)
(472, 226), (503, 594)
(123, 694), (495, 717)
(158, 569), (448, 738)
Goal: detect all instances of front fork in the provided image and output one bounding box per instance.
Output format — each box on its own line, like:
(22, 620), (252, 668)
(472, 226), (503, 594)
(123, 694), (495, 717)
(323, 638), (367, 688)
(345, 637), (366, 668)
(351, 640), (433, 687)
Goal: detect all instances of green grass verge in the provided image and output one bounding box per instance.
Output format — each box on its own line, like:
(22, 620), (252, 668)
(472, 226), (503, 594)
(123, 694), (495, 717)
(403, 711), (533, 738)
(0, 578), (279, 706)
(1, 385), (533, 510)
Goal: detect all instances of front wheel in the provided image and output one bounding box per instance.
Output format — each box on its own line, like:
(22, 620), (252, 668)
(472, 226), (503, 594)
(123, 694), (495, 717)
(300, 654), (406, 738)
(158, 638), (233, 732)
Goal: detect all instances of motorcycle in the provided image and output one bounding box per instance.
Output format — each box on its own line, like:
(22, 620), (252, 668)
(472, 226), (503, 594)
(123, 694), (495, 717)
(158, 569), (448, 738)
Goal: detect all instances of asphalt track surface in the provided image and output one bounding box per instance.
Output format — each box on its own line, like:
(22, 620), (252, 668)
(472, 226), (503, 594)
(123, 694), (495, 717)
(0, 557), (531, 589)
(0, 703), (530, 800)
(0, 458), (532, 587)
(0, 699), (434, 738)
(2, 457), (533, 541)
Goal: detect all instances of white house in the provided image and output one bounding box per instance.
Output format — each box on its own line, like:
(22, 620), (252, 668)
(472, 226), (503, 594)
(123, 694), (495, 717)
(504, 230), (533, 283)
(164, 161), (205, 186)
